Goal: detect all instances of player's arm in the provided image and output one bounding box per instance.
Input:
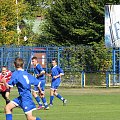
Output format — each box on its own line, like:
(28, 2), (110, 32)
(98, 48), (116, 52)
(45, 73), (52, 77)
(53, 67), (64, 79)
(33, 76), (43, 95)
(1, 77), (10, 89)
(53, 73), (64, 79)
(0, 82), (4, 85)
(37, 83), (44, 96)
(2, 73), (17, 88)
(36, 70), (45, 78)
(0, 74), (3, 85)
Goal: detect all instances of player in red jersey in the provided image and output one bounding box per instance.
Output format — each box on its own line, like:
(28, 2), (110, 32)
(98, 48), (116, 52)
(0, 66), (12, 104)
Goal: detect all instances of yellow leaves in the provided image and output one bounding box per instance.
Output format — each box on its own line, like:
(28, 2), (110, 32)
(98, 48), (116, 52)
(0, 0), (30, 45)
(1, 31), (17, 45)
(1, 20), (7, 29)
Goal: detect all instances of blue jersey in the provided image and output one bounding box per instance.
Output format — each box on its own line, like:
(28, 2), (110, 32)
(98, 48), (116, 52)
(51, 65), (64, 82)
(34, 64), (45, 80)
(8, 69), (40, 98)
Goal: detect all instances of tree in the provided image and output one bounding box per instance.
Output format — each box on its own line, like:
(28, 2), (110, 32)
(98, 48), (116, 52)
(43, 0), (118, 45)
(0, 0), (46, 46)
(0, 0), (27, 45)
(24, 0), (56, 45)
(25, 0), (54, 16)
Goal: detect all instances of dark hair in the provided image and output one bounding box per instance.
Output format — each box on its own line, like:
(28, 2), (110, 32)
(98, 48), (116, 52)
(32, 56), (38, 60)
(14, 58), (24, 68)
(52, 58), (57, 62)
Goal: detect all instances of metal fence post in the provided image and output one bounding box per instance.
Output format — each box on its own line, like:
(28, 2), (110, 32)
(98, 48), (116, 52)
(106, 71), (110, 88)
(81, 71), (85, 88)
(112, 49), (116, 85)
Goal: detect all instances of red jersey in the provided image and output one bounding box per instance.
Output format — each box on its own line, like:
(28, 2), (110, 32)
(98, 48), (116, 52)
(0, 70), (12, 92)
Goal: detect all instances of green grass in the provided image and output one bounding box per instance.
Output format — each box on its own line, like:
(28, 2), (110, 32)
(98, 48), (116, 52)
(1, 88), (120, 120)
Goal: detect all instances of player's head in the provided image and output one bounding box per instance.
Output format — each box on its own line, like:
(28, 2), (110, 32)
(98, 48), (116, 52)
(52, 58), (57, 66)
(1, 66), (7, 75)
(32, 56), (38, 66)
(14, 58), (24, 69)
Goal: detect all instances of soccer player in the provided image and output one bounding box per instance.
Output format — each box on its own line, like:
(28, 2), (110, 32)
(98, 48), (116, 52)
(1, 58), (41, 120)
(0, 66), (12, 104)
(47, 58), (67, 106)
(31, 56), (49, 110)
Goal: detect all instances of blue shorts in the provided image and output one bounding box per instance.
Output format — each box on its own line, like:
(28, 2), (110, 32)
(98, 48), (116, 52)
(51, 79), (61, 90)
(12, 96), (36, 114)
(33, 80), (46, 92)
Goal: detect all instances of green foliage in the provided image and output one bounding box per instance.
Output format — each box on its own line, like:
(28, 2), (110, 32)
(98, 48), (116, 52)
(24, 0), (54, 18)
(61, 41), (112, 72)
(0, 0), (17, 45)
(0, 0), (50, 46)
(0, 0), (30, 45)
(1, 0), (120, 46)
(43, 0), (104, 45)
(87, 41), (112, 71)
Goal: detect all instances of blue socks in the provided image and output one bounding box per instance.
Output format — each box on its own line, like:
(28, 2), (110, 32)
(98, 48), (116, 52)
(50, 94), (64, 104)
(6, 114), (41, 120)
(36, 117), (41, 120)
(41, 97), (48, 108)
(6, 114), (12, 120)
(35, 96), (42, 106)
(50, 96), (54, 104)
(56, 94), (64, 101)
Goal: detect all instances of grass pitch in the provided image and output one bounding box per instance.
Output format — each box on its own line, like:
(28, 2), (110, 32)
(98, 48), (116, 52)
(1, 88), (120, 120)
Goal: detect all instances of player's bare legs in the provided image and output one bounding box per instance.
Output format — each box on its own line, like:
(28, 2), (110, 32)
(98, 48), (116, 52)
(50, 89), (54, 96)
(50, 88), (67, 106)
(49, 89), (54, 106)
(32, 88), (49, 110)
(1, 91), (10, 105)
(5, 92), (10, 99)
(5, 91), (10, 104)
(5, 102), (16, 120)
(32, 91), (43, 110)
(32, 91), (38, 98)
(5, 102), (16, 114)
(26, 112), (41, 120)
(39, 91), (49, 110)
(5, 102), (41, 120)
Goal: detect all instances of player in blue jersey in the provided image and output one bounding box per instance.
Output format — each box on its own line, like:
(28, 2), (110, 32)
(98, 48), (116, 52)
(2, 58), (41, 120)
(47, 58), (67, 106)
(31, 56), (49, 110)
